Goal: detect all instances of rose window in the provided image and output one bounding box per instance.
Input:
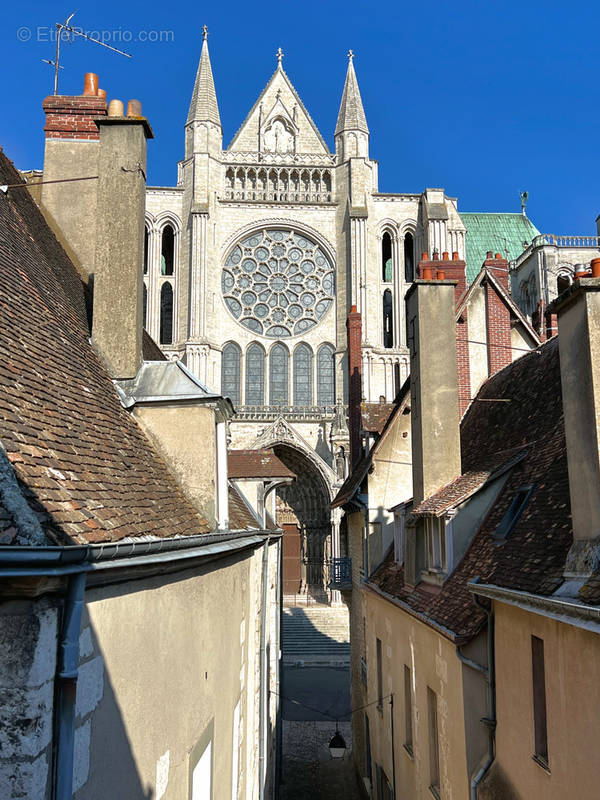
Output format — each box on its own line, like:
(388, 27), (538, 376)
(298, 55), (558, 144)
(222, 228), (335, 337)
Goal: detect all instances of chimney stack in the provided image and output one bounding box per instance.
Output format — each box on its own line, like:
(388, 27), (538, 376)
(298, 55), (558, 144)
(406, 276), (461, 505)
(41, 73), (107, 274)
(92, 105), (153, 379)
(551, 272), (600, 577)
(347, 306), (363, 467)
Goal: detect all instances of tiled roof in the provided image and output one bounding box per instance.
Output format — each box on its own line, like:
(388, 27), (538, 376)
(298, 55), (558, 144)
(361, 402), (396, 435)
(228, 449), (296, 480)
(369, 337), (574, 641)
(0, 150), (214, 545)
(461, 213), (540, 283)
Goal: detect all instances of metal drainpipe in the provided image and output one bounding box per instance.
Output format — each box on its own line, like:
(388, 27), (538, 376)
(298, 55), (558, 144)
(259, 536), (271, 800)
(465, 595), (496, 800)
(55, 570), (87, 800)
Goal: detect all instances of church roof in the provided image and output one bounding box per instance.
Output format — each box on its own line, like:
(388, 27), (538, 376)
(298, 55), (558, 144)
(461, 212), (540, 283)
(335, 55), (369, 136)
(187, 34), (221, 127)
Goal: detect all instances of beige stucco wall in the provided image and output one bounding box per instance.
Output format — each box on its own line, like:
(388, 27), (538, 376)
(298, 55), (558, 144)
(75, 540), (279, 800)
(361, 590), (485, 800)
(132, 404), (217, 527)
(485, 601), (600, 800)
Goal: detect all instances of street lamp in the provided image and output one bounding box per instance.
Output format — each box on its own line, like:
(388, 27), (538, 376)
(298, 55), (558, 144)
(328, 725), (347, 759)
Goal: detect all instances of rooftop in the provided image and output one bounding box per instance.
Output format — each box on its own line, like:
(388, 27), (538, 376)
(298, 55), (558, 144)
(461, 212), (540, 283)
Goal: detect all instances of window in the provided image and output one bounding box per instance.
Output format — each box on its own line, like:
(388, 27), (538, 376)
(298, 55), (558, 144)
(383, 289), (394, 348)
(493, 485), (535, 542)
(376, 638), (383, 710)
(382, 232), (393, 282)
(425, 516), (446, 572)
(404, 232), (414, 283)
(427, 687), (440, 798)
(317, 344), (335, 405)
(376, 765), (394, 800)
(531, 636), (549, 768)
(293, 344), (313, 406)
(245, 344), (265, 405)
(269, 343), (288, 406)
(161, 224), (175, 275)
(221, 343), (241, 406)
(557, 274), (571, 295)
(143, 283), (147, 330)
(159, 283), (173, 345)
(404, 665), (413, 755)
(143, 226), (149, 275)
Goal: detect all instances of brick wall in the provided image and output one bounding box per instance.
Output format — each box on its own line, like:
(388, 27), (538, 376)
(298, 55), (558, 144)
(42, 96), (107, 141)
(485, 279), (512, 375)
(347, 306), (362, 467)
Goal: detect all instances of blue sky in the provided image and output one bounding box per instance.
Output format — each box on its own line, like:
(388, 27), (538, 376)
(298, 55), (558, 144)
(1, 0), (598, 233)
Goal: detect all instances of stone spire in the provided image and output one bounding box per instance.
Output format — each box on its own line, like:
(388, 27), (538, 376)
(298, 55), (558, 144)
(335, 51), (369, 136)
(187, 27), (221, 127)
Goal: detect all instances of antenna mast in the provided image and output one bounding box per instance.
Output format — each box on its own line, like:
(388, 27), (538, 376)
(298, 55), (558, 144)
(47, 11), (132, 95)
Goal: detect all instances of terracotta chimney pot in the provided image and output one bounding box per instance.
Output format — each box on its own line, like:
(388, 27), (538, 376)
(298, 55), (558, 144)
(452, 251), (459, 260)
(591, 258), (600, 278)
(422, 266), (433, 281)
(432, 250), (439, 261)
(421, 251), (428, 261)
(575, 264), (588, 280)
(127, 99), (142, 118)
(495, 253), (502, 259)
(437, 269), (446, 280)
(108, 99), (124, 117)
(442, 251), (449, 261)
(83, 73), (99, 97)
(486, 250), (493, 259)
(98, 89), (107, 100)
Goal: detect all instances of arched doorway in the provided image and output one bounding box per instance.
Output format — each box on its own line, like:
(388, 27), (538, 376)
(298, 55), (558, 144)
(273, 443), (332, 603)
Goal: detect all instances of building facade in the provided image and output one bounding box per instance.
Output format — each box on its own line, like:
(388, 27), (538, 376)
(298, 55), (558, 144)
(143, 34), (472, 599)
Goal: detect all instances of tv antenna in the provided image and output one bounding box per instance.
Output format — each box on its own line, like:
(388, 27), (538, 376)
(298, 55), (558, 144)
(45, 11), (132, 95)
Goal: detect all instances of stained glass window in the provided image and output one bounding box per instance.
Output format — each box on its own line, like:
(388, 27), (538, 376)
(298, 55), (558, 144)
(383, 289), (393, 348)
(245, 344), (265, 405)
(161, 225), (174, 276)
(270, 344), (289, 406)
(404, 232), (414, 283)
(317, 344), (335, 405)
(221, 342), (241, 406)
(159, 283), (173, 345)
(382, 232), (392, 282)
(293, 344), (313, 406)
(222, 228), (335, 337)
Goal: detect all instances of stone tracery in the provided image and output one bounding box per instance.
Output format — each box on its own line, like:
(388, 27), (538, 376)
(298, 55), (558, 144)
(222, 228), (335, 337)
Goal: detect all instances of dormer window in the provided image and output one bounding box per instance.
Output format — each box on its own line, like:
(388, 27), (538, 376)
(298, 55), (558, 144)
(493, 485), (535, 543)
(425, 516), (447, 573)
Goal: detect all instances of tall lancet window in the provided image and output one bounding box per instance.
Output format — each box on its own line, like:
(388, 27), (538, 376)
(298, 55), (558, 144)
(245, 344), (265, 405)
(159, 283), (173, 345)
(317, 344), (335, 405)
(161, 225), (175, 275)
(382, 232), (393, 282)
(404, 232), (415, 283)
(143, 284), (147, 330)
(270, 344), (289, 406)
(221, 343), (241, 406)
(383, 289), (394, 348)
(293, 344), (313, 406)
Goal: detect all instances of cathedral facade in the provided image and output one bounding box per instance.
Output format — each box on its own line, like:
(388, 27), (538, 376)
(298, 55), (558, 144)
(143, 33), (468, 599)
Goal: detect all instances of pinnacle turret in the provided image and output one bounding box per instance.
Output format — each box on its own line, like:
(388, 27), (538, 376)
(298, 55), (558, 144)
(335, 51), (369, 136)
(187, 27), (221, 127)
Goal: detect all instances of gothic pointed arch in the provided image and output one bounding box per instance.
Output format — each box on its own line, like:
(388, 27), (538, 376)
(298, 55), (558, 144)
(221, 342), (241, 406)
(293, 343), (313, 406)
(245, 342), (265, 405)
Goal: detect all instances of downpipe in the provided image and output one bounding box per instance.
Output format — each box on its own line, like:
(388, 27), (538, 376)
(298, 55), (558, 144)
(259, 536), (271, 800)
(55, 570), (87, 800)
(465, 593), (496, 800)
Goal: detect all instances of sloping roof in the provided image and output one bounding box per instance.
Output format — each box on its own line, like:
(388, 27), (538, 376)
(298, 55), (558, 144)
(461, 213), (540, 283)
(228, 483), (261, 530)
(228, 449), (295, 480)
(369, 336), (574, 642)
(335, 57), (369, 136)
(187, 37), (221, 127)
(0, 150), (214, 545)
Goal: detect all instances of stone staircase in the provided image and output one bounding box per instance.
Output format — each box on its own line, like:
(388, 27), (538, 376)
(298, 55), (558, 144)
(282, 606), (350, 665)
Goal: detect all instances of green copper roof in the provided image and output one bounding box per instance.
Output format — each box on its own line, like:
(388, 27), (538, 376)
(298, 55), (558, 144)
(461, 213), (540, 283)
